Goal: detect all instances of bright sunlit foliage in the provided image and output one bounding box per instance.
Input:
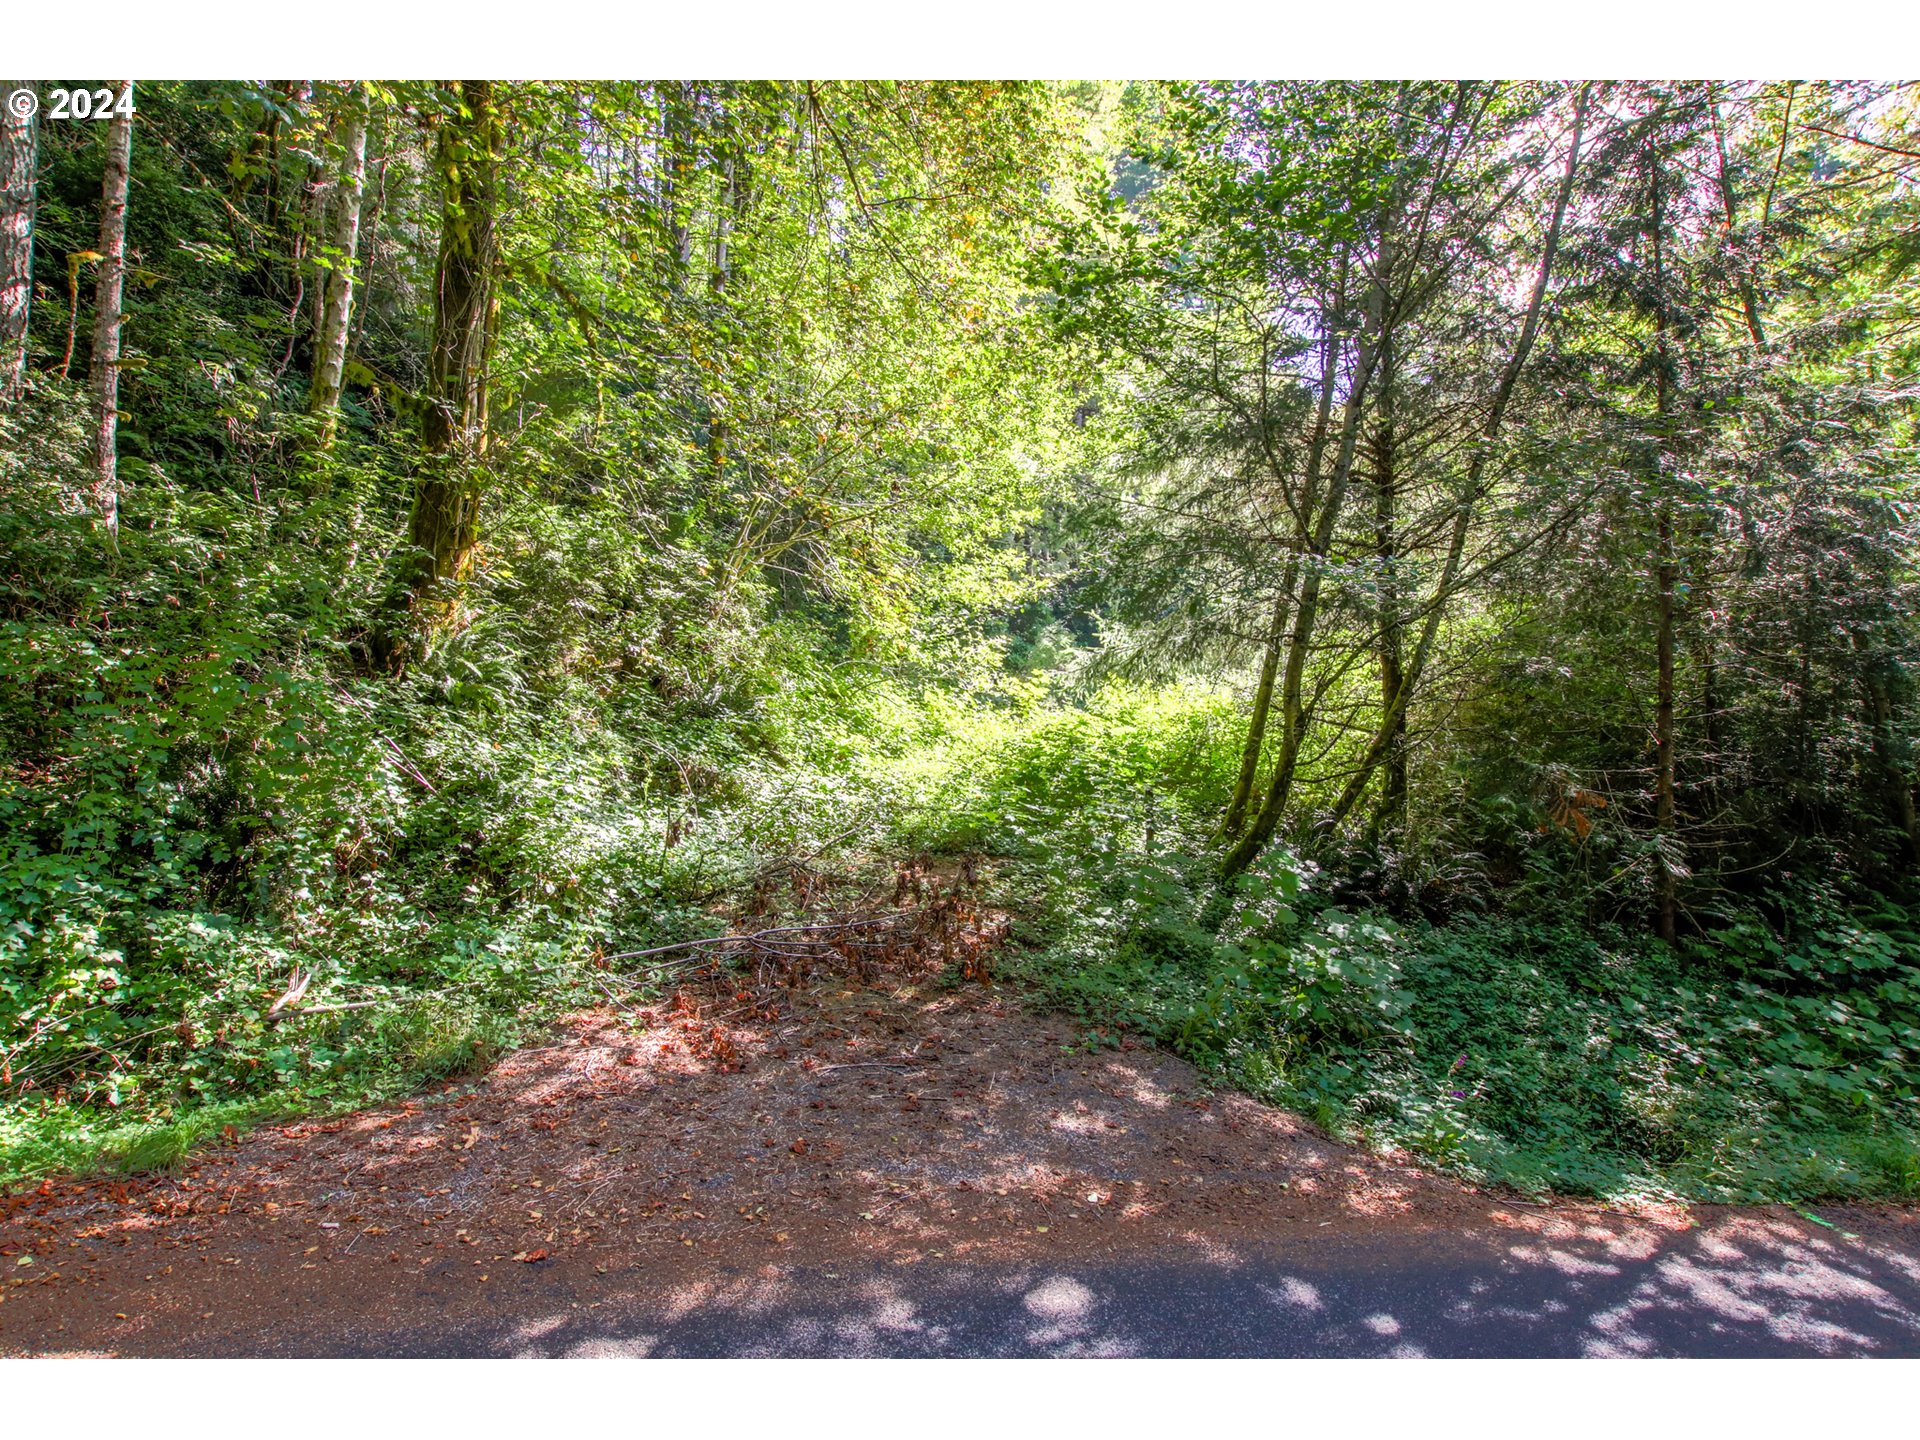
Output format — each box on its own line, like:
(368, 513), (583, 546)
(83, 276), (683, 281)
(1, 80), (1915, 1201)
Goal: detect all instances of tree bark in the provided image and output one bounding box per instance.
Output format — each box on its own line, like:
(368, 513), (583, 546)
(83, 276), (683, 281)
(708, 150), (737, 482)
(0, 81), (37, 406)
(1707, 85), (1767, 349)
(1216, 286), (1342, 859)
(1369, 341), (1408, 838)
(403, 79), (500, 602)
(1221, 297), (1384, 877)
(664, 83), (695, 287)
(308, 85), (368, 447)
(1654, 501), (1679, 942)
(1648, 132), (1681, 946)
(1864, 657), (1920, 865)
(346, 143), (389, 368)
(1221, 576), (1294, 839)
(262, 82), (315, 382)
(88, 90), (133, 537)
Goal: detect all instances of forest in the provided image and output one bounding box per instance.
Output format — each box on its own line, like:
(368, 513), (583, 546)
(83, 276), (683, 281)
(1, 79), (1916, 1206)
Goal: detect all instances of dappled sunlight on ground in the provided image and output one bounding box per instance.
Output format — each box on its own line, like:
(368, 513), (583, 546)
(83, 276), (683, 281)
(4, 959), (1917, 1355)
(323, 1205), (1919, 1357)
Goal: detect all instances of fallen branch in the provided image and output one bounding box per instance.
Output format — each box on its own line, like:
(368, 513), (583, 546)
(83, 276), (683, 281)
(600, 914), (905, 965)
(264, 968), (314, 1022)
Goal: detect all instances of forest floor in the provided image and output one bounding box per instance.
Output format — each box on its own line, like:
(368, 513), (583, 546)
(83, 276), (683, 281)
(4, 883), (1920, 1356)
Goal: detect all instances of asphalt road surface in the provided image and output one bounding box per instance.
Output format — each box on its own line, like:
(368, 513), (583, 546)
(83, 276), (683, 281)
(109, 1210), (1920, 1358)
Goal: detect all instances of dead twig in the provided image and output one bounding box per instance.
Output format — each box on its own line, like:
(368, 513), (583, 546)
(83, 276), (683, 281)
(816, 1061), (919, 1074)
(593, 977), (639, 1014)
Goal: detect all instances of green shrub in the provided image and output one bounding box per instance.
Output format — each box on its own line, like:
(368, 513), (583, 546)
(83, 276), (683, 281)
(967, 699), (1920, 1203)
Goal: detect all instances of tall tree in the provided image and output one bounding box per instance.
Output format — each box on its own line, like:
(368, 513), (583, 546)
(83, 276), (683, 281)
(307, 82), (369, 447)
(398, 79), (501, 623)
(1644, 122), (1682, 945)
(87, 86), (133, 536)
(1320, 87), (1591, 838)
(0, 81), (36, 406)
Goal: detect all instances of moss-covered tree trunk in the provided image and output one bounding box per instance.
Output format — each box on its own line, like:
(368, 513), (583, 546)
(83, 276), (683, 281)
(383, 81), (500, 657)
(307, 84), (368, 448)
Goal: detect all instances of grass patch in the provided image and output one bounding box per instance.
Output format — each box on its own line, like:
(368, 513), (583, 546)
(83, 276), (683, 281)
(0, 987), (563, 1190)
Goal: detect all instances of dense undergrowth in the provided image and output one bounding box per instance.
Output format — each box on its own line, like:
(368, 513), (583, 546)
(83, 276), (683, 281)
(0, 425), (1214, 1185)
(0, 425), (853, 1182)
(3, 479), (1917, 1204)
(4, 80), (1918, 1209)
(6, 601), (1920, 1204)
(949, 703), (1920, 1204)
(2, 470), (1915, 1204)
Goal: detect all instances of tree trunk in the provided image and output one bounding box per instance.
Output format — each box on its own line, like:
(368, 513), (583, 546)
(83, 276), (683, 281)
(88, 90), (133, 537)
(0, 81), (37, 406)
(403, 79), (500, 603)
(1649, 135), (1680, 946)
(1691, 556), (1721, 806)
(1707, 85), (1767, 349)
(1370, 349), (1407, 839)
(1864, 659), (1920, 866)
(346, 143), (389, 368)
(1221, 577), (1293, 838)
(264, 82), (315, 382)
(708, 150), (736, 481)
(308, 85), (368, 447)
(1222, 305), (1384, 877)
(1217, 282), (1344, 864)
(665, 84), (695, 287)
(1654, 501), (1679, 943)
(1319, 86), (1588, 838)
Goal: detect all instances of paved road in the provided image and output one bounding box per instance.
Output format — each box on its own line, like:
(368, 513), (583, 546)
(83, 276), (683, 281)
(208, 1211), (1920, 1358)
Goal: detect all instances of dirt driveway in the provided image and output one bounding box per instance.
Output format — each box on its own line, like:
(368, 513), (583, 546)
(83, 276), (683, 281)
(5, 961), (1918, 1356)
